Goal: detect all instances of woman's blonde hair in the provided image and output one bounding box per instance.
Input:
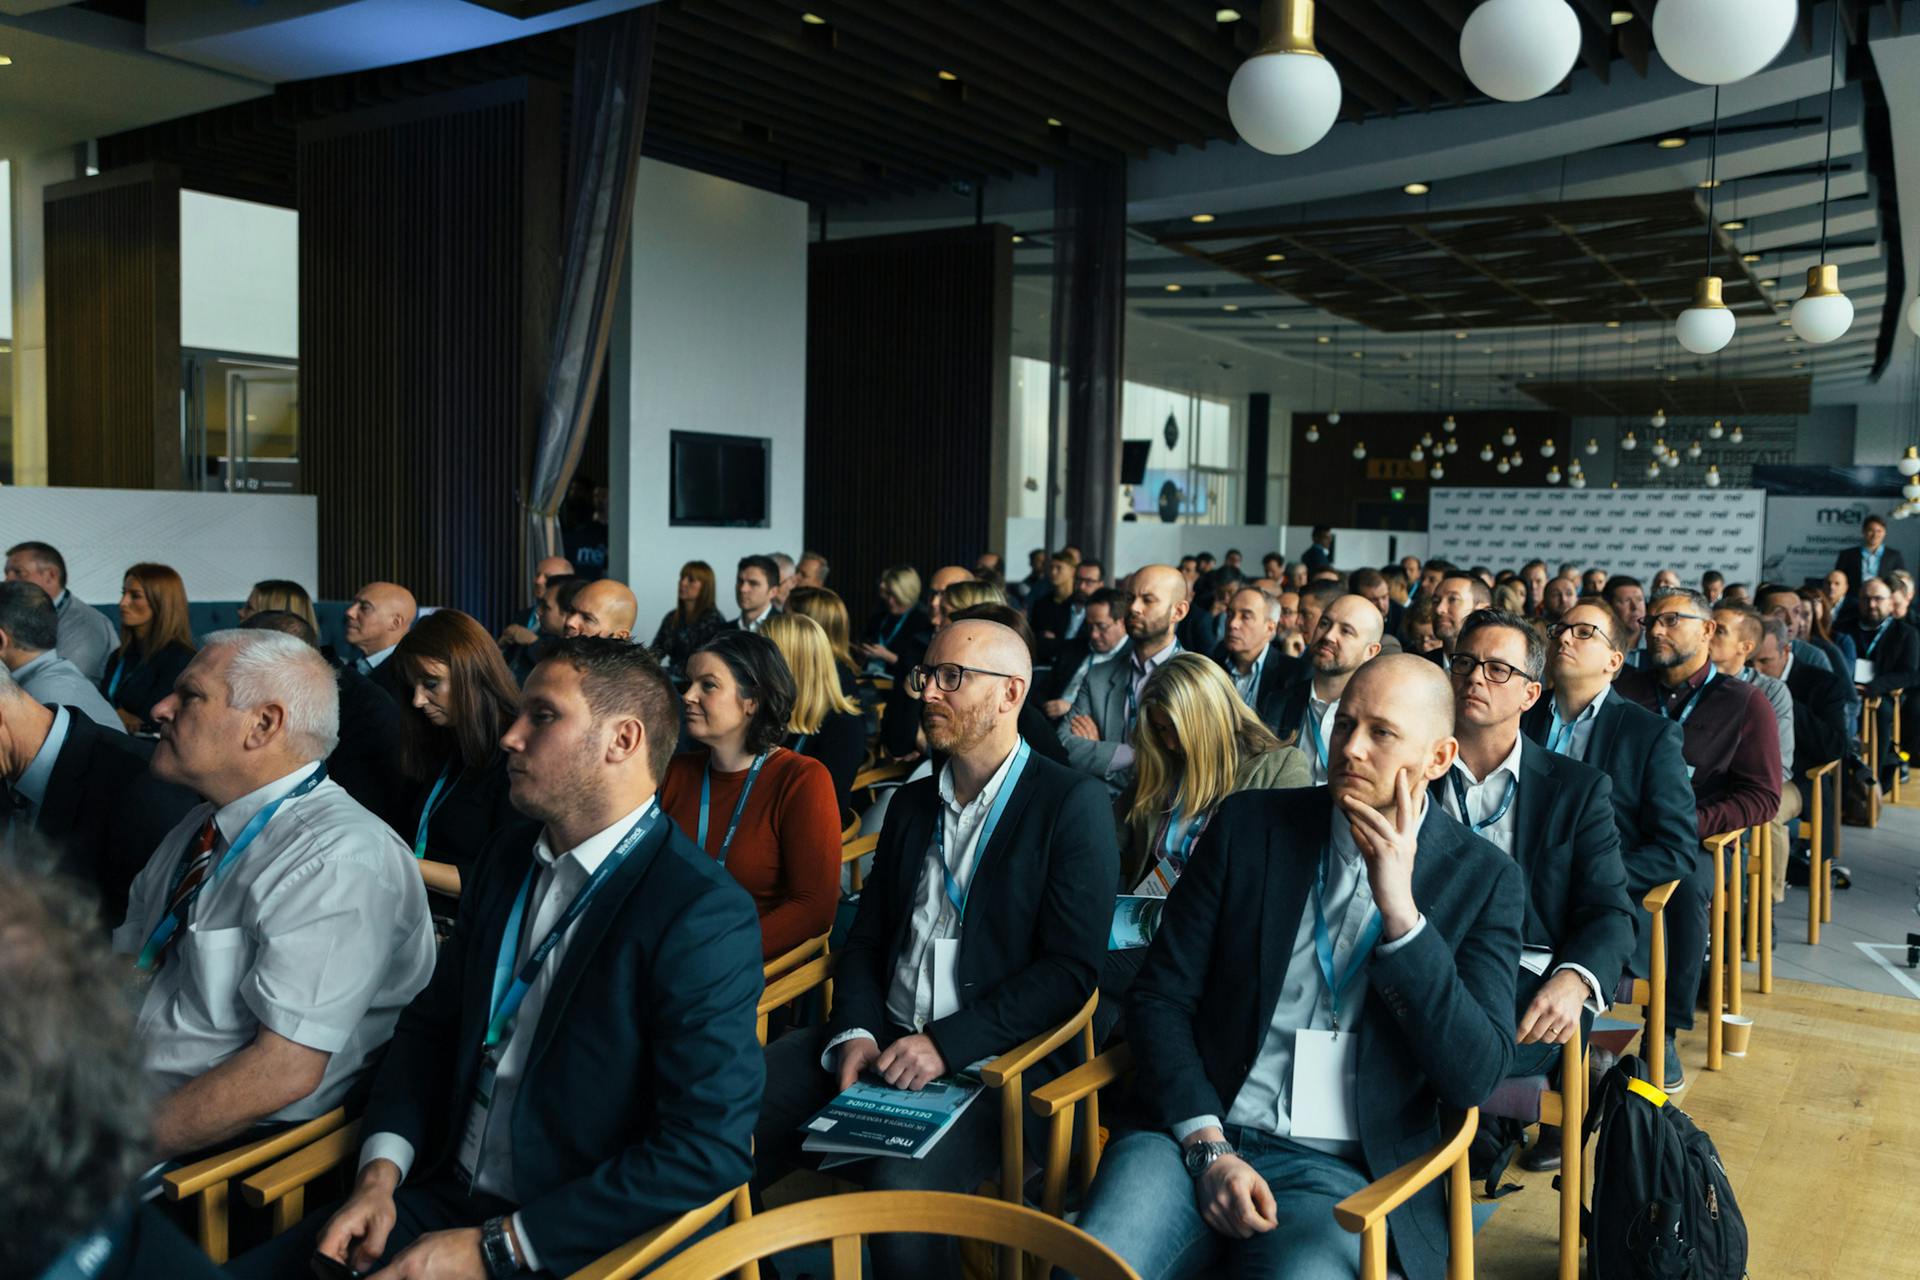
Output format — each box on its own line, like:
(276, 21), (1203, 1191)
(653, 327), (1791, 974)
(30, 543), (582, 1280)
(941, 578), (1006, 615)
(879, 564), (922, 610)
(785, 586), (855, 673)
(762, 611), (858, 735)
(1493, 580), (1527, 615)
(1129, 653), (1281, 827)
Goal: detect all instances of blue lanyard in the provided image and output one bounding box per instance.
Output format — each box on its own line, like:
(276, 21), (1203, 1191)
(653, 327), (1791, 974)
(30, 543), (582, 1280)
(1154, 802), (1210, 877)
(1302, 701), (1329, 770)
(413, 761), (461, 858)
(1310, 851), (1385, 1031)
(524, 605), (539, 630)
(1447, 767), (1516, 834)
(484, 803), (662, 1046)
(791, 733), (810, 754)
(698, 751), (769, 868)
(880, 609), (912, 647)
(105, 652), (129, 700)
(931, 738), (1031, 919)
(36, 1206), (127, 1280)
(1664, 666), (1717, 726)
(1545, 710), (1574, 756)
(1864, 619), (1891, 657)
(136, 764), (328, 971)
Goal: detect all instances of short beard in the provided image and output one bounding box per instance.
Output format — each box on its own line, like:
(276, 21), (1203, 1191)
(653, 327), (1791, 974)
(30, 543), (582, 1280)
(1648, 643), (1695, 671)
(924, 697), (996, 755)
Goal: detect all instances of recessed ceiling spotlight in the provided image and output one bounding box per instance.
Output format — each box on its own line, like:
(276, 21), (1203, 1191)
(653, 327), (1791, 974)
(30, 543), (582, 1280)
(1760, 277), (1777, 287)
(1453, 330), (1468, 339)
(1741, 252), (1762, 262)
(1404, 182), (1431, 196)
(1264, 252), (1287, 262)
(801, 12), (826, 24)
(937, 69), (959, 81)
(1610, 9), (1634, 25)
(1791, 360), (1807, 368)
(1190, 213), (1216, 224)
(1164, 283), (1182, 292)
(1275, 322), (1291, 329)
(1046, 116), (1063, 127)
(1604, 319), (1621, 328)
(1316, 335), (1331, 344)
(1697, 178), (1721, 189)
(1720, 219), (1745, 230)
(1222, 303), (1239, 311)
(1215, 6), (1242, 20)
(1656, 136), (1688, 149)
(1010, 234), (1023, 243)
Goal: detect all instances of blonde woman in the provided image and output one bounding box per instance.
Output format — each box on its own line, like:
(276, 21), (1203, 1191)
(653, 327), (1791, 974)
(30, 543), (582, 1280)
(1121, 652), (1310, 889)
(854, 563), (930, 677)
(764, 610), (867, 811)
(786, 585), (859, 691)
(940, 577), (1007, 619)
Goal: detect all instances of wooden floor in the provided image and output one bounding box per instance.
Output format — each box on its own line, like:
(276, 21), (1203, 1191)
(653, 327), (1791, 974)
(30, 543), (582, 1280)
(1477, 977), (1920, 1279)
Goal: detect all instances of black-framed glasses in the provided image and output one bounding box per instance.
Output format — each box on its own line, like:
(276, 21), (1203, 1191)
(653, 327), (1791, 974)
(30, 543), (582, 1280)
(1646, 611), (1713, 632)
(1446, 653), (1535, 685)
(1548, 620), (1617, 650)
(906, 662), (1019, 693)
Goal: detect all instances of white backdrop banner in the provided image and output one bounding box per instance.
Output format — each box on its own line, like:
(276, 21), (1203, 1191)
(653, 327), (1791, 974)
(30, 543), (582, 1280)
(1762, 495), (1920, 589)
(1427, 487), (1765, 585)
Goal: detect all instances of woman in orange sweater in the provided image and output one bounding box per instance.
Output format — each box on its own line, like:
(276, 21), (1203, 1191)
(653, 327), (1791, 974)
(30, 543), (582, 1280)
(661, 629), (842, 959)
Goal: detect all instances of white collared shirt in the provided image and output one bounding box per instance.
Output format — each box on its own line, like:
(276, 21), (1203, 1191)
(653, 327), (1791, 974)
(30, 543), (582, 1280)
(359, 642), (399, 672)
(359, 798), (658, 1272)
(12, 705), (72, 818)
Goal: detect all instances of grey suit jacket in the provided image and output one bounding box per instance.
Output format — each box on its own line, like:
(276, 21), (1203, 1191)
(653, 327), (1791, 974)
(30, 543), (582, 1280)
(13, 650), (124, 731)
(1057, 648), (1134, 783)
(56, 595), (120, 682)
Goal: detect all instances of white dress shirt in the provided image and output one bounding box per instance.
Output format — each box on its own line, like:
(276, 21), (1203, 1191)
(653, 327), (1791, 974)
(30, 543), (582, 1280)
(12, 705), (72, 821)
(356, 642), (399, 673)
(358, 798), (658, 1271)
(113, 762), (436, 1121)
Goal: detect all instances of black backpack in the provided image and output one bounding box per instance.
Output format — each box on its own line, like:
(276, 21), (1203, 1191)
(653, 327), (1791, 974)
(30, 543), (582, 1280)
(1581, 1055), (1748, 1279)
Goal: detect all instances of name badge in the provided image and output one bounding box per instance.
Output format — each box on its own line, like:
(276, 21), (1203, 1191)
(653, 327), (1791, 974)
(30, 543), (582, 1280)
(931, 938), (961, 1021)
(1854, 658), (1877, 685)
(457, 1048), (500, 1190)
(1290, 1028), (1361, 1143)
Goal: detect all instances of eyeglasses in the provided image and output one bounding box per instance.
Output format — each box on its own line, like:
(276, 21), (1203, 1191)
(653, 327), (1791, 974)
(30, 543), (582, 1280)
(1446, 653), (1535, 685)
(1646, 611), (1712, 632)
(906, 663), (1018, 693)
(1548, 621), (1617, 650)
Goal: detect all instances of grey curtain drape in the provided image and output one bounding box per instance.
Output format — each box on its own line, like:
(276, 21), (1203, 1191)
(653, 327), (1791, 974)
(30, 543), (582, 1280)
(524, 7), (657, 576)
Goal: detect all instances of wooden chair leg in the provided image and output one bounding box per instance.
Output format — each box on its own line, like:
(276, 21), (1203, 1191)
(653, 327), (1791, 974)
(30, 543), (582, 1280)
(1360, 1224), (1389, 1280)
(1808, 774), (1823, 945)
(1557, 1040), (1584, 1280)
(1758, 824), (1772, 995)
(1648, 905), (1667, 1089)
(1447, 1147), (1474, 1280)
(1726, 834), (1744, 1016)
(1824, 766), (1837, 925)
(998, 1081), (1023, 1280)
(199, 1181), (229, 1266)
(1707, 837), (1725, 1071)
(1744, 830), (1760, 965)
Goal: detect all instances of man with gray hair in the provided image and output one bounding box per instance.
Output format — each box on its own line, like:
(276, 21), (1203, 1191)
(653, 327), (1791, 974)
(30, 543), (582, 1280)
(111, 629), (435, 1159)
(770, 551), (798, 606)
(4, 540), (119, 681)
(0, 579), (123, 730)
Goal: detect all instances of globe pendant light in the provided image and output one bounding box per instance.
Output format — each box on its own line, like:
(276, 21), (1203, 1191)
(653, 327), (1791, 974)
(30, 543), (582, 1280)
(1729, 425), (1744, 443)
(1442, 414), (1457, 433)
(1496, 459), (1511, 475)
(1904, 481), (1920, 503)
(1228, 0), (1343, 156)
(1420, 432), (1435, 447)
(1650, 409), (1667, 429)
(1686, 439), (1703, 459)
(1622, 431), (1639, 450)
(1652, 0), (1795, 86)
(1511, 451), (1525, 466)
(1653, 437), (1667, 456)
(1430, 461), (1446, 480)
(1540, 438), (1557, 458)
(1705, 465), (1722, 488)
(1663, 450), (1680, 469)
(1546, 465), (1563, 485)
(1459, 0), (1581, 102)
(1570, 474), (1587, 489)
(1708, 419), (1725, 439)
(1568, 458), (1583, 474)
(1677, 276), (1736, 354)
(1898, 446), (1920, 478)
(1585, 438), (1599, 455)
(1306, 423), (1321, 442)
(1480, 443), (1495, 461)
(1793, 5), (1854, 346)
(1327, 410), (1342, 425)
(1501, 426), (1517, 446)
(1410, 444), (1426, 462)
(1352, 441), (1368, 459)
(1446, 438), (1459, 454)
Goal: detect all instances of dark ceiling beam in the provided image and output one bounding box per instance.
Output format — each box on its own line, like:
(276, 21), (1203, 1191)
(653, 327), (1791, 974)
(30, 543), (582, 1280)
(996, 2), (1224, 145)
(1059, 0), (1233, 115)
(1342, 0), (1476, 107)
(1314, 10), (1430, 112)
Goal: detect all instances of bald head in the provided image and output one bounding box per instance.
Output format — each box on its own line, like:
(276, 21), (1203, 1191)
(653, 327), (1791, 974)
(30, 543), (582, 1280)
(344, 581), (417, 654)
(1132, 564), (1189, 607)
(1124, 564), (1192, 658)
(564, 579), (638, 640)
(931, 565), (973, 593)
(1309, 594), (1386, 683)
(1328, 653), (1459, 812)
(920, 619), (1031, 760)
(534, 555), (573, 593)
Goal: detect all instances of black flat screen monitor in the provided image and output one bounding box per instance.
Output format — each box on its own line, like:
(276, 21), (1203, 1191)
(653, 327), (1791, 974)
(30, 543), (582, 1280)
(670, 431), (770, 528)
(1121, 440), (1152, 485)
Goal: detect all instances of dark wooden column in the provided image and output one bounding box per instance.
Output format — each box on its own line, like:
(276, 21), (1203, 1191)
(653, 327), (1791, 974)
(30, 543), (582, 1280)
(298, 78), (561, 622)
(44, 163), (182, 488)
(805, 226), (1012, 608)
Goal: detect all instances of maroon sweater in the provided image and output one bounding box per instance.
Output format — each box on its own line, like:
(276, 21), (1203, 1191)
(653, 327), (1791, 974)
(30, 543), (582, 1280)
(1617, 663), (1782, 838)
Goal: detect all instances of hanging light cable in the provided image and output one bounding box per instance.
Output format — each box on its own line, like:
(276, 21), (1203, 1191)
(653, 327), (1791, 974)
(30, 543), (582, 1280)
(1792, 9), (1854, 344)
(1677, 88), (1735, 354)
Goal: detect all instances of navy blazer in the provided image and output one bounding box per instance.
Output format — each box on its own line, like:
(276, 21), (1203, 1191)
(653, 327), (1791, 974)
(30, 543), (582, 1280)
(1783, 659), (1850, 777)
(828, 749), (1117, 1075)
(1521, 692), (1695, 978)
(1210, 641), (1306, 737)
(1128, 786), (1522, 1280)
(360, 811), (764, 1275)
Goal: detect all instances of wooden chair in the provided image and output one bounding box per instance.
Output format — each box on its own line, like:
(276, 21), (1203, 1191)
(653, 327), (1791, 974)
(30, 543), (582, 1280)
(841, 831), (879, 895)
(162, 1106), (356, 1263)
(840, 810), (860, 845)
(1805, 759), (1841, 944)
(1739, 822), (1774, 996)
(1889, 689), (1910, 807)
(415, 858), (462, 897)
(639, 1191), (1140, 1280)
(850, 761), (912, 807)
(758, 951), (835, 1046)
(1027, 1047), (1476, 1280)
(1861, 696), (1883, 828)
(1702, 830), (1741, 1070)
(764, 932), (831, 984)
(564, 1184), (758, 1280)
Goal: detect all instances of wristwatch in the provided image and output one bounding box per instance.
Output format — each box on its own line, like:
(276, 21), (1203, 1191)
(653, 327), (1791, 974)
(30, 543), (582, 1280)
(480, 1215), (523, 1278)
(1182, 1139), (1236, 1179)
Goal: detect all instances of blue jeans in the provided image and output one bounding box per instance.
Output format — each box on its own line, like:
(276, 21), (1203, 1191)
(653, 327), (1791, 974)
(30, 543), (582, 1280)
(1072, 1125), (1372, 1279)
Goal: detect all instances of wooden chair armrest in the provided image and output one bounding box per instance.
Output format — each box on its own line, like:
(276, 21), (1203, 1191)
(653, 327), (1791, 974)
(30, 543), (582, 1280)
(763, 932), (830, 983)
(978, 990), (1099, 1089)
(841, 833), (880, 864)
(1641, 878), (1680, 915)
(1807, 759), (1840, 780)
(851, 762), (911, 793)
(163, 1107), (353, 1200)
(839, 811), (860, 843)
(1702, 830), (1741, 856)
(1333, 1108), (1479, 1234)
(1028, 1044), (1136, 1118)
(1862, 695), (1882, 709)
(564, 1184), (744, 1280)
(759, 953), (836, 1014)
(240, 1120), (363, 1208)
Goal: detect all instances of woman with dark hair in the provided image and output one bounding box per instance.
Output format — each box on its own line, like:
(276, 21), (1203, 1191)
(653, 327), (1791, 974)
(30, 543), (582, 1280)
(649, 559), (730, 675)
(1801, 586), (1857, 668)
(660, 629), (841, 958)
(391, 609), (524, 897)
(101, 563), (196, 731)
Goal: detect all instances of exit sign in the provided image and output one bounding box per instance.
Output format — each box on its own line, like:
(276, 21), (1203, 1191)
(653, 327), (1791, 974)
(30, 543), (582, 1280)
(1367, 459), (1429, 480)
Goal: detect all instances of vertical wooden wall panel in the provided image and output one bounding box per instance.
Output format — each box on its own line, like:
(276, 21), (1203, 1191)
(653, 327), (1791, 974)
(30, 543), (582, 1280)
(44, 164), (182, 489)
(299, 78), (560, 624)
(805, 226), (1011, 615)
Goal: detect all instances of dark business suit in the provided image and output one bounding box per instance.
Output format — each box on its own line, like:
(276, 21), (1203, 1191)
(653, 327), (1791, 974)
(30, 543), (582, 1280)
(1211, 641), (1305, 736)
(1783, 659), (1850, 782)
(1039, 632), (1095, 705)
(1833, 545), (1905, 592)
(789, 709), (868, 814)
(393, 749), (520, 869)
(1837, 617), (1917, 784)
(1521, 694), (1694, 984)
(366, 653), (411, 704)
(100, 641), (194, 726)
(328, 664), (406, 827)
(1127, 787), (1523, 1280)
(230, 811), (766, 1279)
(1269, 668), (1319, 749)
(29, 709), (198, 930)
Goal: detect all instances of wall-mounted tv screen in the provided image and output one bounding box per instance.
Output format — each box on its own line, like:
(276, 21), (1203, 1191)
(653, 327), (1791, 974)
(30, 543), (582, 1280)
(670, 431), (770, 528)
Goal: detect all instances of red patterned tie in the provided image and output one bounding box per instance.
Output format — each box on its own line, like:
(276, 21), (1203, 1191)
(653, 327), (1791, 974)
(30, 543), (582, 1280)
(153, 818), (220, 965)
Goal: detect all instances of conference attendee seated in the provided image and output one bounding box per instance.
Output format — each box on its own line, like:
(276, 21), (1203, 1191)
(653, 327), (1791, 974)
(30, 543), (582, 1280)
(786, 584), (862, 695)
(1616, 588), (1781, 1081)
(1178, 568), (1238, 657)
(506, 571), (576, 684)
(341, 580), (420, 701)
(661, 630), (840, 959)
(855, 563), (936, 679)
(1040, 586), (1130, 719)
(1702, 570), (1725, 605)
(229, 638), (764, 1280)
(234, 577), (321, 634)
(734, 553), (781, 634)
(1275, 593), (1385, 785)
(1756, 585), (1836, 675)
(1424, 571), (1491, 666)
(1802, 587), (1856, 670)
(763, 610), (867, 811)
(0, 666), (196, 929)
(1823, 569), (1851, 630)
(1214, 585), (1302, 735)
(1521, 599), (1695, 1090)
(0, 866), (225, 1280)
(1072, 654), (1523, 1280)
(1712, 604), (1799, 899)
(110, 630), (436, 1159)
(495, 555), (574, 649)
(796, 549), (831, 589)
(947, 603), (1074, 768)
(1293, 580), (1340, 650)
(1751, 616), (1850, 892)
(5, 540), (119, 680)
(563, 577), (638, 641)
(770, 551), (798, 607)
(0, 580), (123, 730)
(1400, 596), (1441, 656)
(1834, 513), (1904, 597)
(648, 559), (731, 674)
(391, 609), (524, 900)
(1541, 575), (1578, 623)
(1027, 548), (1081, 647)
(753, 619), (1113, 1279)
(100, 563), (198, 733)
(1836, 576), (1919, 789)
(1444, 611), (1632, 1171)
(1060, 563), (1190, 789)
(1299, 523), (1334, 572)
(1603, 575), (1649, 668)
(1349, 567), (1404, 649)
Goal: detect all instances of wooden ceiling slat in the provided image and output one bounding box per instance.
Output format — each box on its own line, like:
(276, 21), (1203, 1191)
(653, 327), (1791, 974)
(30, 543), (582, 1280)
(1341, 0), (1475, 107)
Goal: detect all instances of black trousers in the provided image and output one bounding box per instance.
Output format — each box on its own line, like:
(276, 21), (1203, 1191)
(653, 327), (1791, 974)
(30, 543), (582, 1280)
(1656, 845), (1715, 1034)
(223, 1178), (529, 1279)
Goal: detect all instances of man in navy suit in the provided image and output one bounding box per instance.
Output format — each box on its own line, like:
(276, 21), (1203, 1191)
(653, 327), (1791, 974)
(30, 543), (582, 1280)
(754, 619), (1116, 1280)
(1833, 514), (1904, 600)
(231, 638), (764, 1280)
(1074, 655), (1523, 1280)
(1212, 585), (1303, 734)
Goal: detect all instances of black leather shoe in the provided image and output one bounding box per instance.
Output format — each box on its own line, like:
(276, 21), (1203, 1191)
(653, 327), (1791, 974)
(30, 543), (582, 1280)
(1519, 1126), (1563, 1172)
